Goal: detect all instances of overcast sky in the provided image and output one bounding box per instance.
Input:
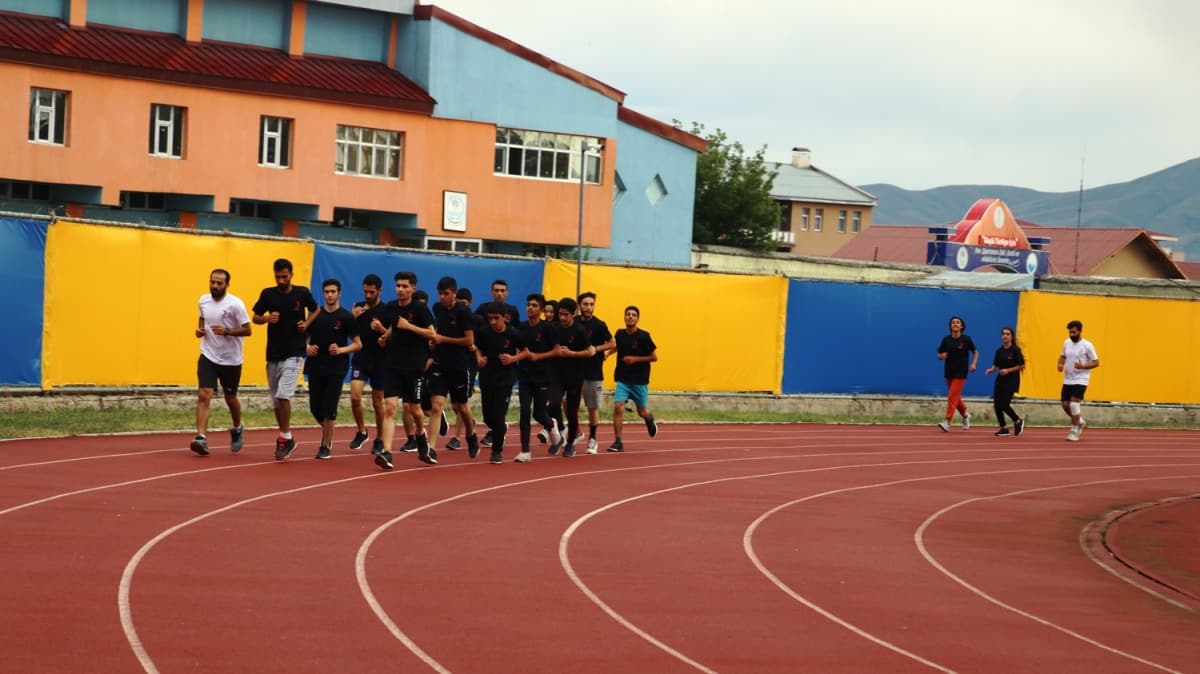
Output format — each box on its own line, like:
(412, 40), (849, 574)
(435, 0), (1198, 193)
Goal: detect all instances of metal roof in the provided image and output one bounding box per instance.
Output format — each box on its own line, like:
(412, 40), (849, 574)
(766, 161), (877, 206)
(0, 11), (435, 112)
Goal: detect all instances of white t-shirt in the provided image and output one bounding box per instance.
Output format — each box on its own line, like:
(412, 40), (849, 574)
(1060, 337), (1099, 386)
(199, 293), (250, 366)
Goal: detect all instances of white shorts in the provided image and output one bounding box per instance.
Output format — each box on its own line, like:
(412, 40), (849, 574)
(582, 379), (604, 409)
(267, 357), (305, 406)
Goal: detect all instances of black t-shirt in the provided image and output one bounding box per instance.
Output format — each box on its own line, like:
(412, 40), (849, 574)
(433, 301), (476, 371)
(476, 325), (525, 388)
(938, 333), (977, 379)
(351, 300), (388, 369)
(252, 285), (318, 361)
(577, 315), (612, 381)
(381, 300), (434, 372)
(614, 328), (656, 385)
(553, 320), (591, 384)
(991, 345), (1025, 392)
(305, 307), (358, 377)
(518, 319), (558, 384)
(476, 301), (521, 325)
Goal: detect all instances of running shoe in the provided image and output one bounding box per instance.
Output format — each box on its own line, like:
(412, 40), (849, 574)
(375, 450), (394, 470)
(937, 420), (950, 433)
(586, 438), (598, 454)
(190, 435), (209, 456)
(562, 443), (576, 458)
(466, 434), (480, 459)
(371, 439), (385, 455)
(481, 430), (493, 447)
(439, 411), (449, 436)
(489, 449), (503, 464)
(962, 413), (971, 430)
(446, 437), (461, 451)
(607, 438), (624, 452)
(537, 429), (549, 444)
(514, 451), (532, 463)
(645, 415), (658, 438)
(994, 428), (1010, 437)
(315, 445), (332, 460)
(349, 431), (369, 450)
(399, 436), (419, 453)
(275, 437), (297, 460)
(1014, 418), (1024, 436)
(229, 426), (244, 453)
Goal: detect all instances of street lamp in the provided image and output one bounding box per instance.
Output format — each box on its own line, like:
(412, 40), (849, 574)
(576, 140), (602, 299)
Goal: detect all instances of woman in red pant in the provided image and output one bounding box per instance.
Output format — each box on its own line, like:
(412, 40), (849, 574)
(936, 315), (978, 431)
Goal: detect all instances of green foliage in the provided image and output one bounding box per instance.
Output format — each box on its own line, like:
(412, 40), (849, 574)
(683, 122), (781, 252)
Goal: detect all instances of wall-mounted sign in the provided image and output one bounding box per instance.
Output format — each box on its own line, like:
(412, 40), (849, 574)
(928, 198), (1050, 276)
(443, 190), (467, 232)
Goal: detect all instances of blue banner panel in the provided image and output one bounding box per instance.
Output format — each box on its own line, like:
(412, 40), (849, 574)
(782, 280), (1020, 397)
(0, 217), (48, 385)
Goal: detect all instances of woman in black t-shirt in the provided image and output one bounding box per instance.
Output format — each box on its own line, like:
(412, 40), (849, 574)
(936, 315), (978, 432)
(985, 326), (1026, 436)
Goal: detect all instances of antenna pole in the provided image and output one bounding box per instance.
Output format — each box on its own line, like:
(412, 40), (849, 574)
(1073, 155), (1085, 274)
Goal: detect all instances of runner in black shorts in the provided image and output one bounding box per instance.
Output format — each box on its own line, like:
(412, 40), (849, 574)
(348, 274), (388, 454)
(428, 276), (479, 457)
(374, 272), (437, 469)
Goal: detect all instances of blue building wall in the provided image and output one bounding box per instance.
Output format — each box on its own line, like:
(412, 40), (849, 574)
(0, 0), (62, 19)
(592, 120), (696, 267)
(88, 0), (183, 34)
(203, 0), (288, 50)
(305, 2), (390, 62)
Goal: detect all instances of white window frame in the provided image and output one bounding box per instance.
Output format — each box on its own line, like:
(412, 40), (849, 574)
(814, 208), (824, 232)
(800, 207), (809, 231)
(29, 88), (67, 146)
(259, 116), (291, 168)
(852, 210), (862, 233)
(494, 127), (602, 185)
(837, 209), (847, 233)
(149, 104), (185, 158)
(425, 235), (482, 254)
(335, 125), (402, 179)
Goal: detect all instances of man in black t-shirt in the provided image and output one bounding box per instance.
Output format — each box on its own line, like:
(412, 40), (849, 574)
(348, 274), (388, 454)
(303, 279), (361, 460)
(428, 276), (479, 457)
(515, 293), (560, 462)
(576, 292), (615, 454)
(550, 297), (595, 458)
(372, 271), (437, 469)
(251, 258), (317, 460)
(445, 287), (486, 451)
(475, 302), (528, 464)
(610, 305), (658, 452)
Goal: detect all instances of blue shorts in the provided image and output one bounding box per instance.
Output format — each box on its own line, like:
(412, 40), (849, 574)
(614, 382), (648, 410)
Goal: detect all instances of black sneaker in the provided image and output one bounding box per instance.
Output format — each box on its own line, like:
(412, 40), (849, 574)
(467, 434), (480, 459)
(349, 431), (369, 450)
(417, 435), (437, 465)
(229, 426), (244, 453)
(190, 435), (210, 456)
(439, 411), (449, 436)
(446, 437), (461, 451)
(489, 449), (503, 464)
(375, 450), (394, 471)
(1014, 418), (1024, 436)
(645, 415), (658, 438)
(563, 443), (576, 458)
(316, 445), (332, 459)
(548, 438), (563, 456)
(371, 439), (384, 455)
(400, 436), (418, 453)
(481, 430), (493, 447)
(274, 437), (296, 461)
(608, 438), (624, 452)
(994, 428), (1010, 437)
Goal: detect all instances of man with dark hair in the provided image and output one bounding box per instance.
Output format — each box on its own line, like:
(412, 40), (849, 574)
(1058, 319), (1100, 442)
(515, 293), (560, 462)
(475, 302), (528, 463)
(446, 286), (486, 451)
(373, 271), (437, 469)
(610, 305), (658, 452)
(303, 279), (361, 460)
(348, 273), (388, 453)
(550, 297), (595, 458)
(576, 291), (615, 453)
(428, 276), (479, 458)
(191, 268), (252, 456)
(476, 278), (521, 325)
(252, 258), (317, 460)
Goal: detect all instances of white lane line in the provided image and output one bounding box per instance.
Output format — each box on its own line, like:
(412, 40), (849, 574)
(914, 476), (1199, 674)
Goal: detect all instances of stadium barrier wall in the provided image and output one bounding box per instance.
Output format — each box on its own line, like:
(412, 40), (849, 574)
(0, 217), (48, 386)
(542, 259), (788, 393)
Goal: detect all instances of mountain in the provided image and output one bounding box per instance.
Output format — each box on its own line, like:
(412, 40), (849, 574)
(861, 157), (1200, 261)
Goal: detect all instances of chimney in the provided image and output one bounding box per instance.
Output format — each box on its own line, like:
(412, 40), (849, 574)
(791, 147), (811, 168)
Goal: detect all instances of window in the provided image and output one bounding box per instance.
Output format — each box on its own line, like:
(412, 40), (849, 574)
(425, 236), (482, 253)
(779, 202), (792, 231)
(29, 88), (67, 145)
(332, 207), (371, 229)
(800, 207), (810, 231)
(837, 209), (847, 233)
(149, 104), (185, 157)
(0, 180), (52, 200)
(852, 211), (862, 233)
(494, 127), (601, 185)
(335, 125), (402, 178)
(814, 208), (824, 232)
(230, 199), (273, 218)
(121, 191), (166, 209)
(259, 116), (291, 168)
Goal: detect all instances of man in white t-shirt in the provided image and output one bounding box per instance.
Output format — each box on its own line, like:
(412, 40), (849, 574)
(191, 268), (252, 456)
(1057, 319), (1099, 442)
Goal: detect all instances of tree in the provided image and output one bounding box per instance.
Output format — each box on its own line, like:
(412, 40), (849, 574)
(683, 122), (780, 251)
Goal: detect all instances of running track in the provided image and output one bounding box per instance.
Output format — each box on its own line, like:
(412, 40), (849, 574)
(2, 423), (1197, 673)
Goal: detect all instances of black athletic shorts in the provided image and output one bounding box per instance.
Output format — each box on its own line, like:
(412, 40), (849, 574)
(427, 367), (472, 404)
(197, 355), (242, 395)
(1060, 384), (1087, 402)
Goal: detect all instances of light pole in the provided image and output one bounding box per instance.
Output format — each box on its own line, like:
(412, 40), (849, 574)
(576, 140), (600, 300)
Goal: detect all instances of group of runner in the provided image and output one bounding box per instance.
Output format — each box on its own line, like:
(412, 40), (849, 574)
(189, 259), (659, 468)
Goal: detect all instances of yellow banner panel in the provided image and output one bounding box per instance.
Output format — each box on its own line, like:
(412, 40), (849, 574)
(43, 221), (313, 388)
(542, 260), (787, 393)
(1017, 291), (1200, 404)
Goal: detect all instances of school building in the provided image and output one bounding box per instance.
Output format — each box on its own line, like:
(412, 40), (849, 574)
(0, 0), (705, 267)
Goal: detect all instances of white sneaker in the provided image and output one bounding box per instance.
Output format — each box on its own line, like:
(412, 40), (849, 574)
(1077, 418), (1087, 435)
(537, 428), (549, 444)
(1066, 426), (1080, 442)
(514, 451), (532, 463)
(548, 420), (562, 446)
(937, 420), (950, 432)
(586, 438), (598, 454)
(962, 413), (971, 430)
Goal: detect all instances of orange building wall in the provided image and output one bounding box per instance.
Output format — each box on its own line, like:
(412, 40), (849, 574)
(2, 62), (612, 247)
